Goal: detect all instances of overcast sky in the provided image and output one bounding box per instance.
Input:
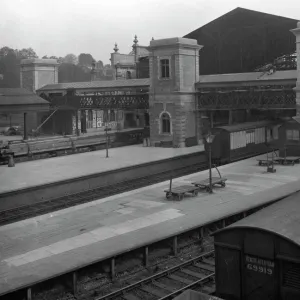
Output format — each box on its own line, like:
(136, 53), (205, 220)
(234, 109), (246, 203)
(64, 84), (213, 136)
(1, 0), (299, 64)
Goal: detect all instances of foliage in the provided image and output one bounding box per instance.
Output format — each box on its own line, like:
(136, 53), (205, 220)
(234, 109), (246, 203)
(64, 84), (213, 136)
(63, 53), (78, 65)
(0, 46), (38, 87)
(78, 53), (94, 67)
(17, 48), (38, 59)
(0, 46), (109, 86)
(58, 63), (91, 83)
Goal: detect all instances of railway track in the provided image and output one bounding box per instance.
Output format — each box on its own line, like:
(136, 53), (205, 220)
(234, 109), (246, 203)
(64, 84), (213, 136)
(92, 250), (215, 300)
(0, 162), (207, 226)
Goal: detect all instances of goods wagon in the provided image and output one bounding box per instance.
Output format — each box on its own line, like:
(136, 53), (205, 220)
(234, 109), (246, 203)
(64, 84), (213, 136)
(213, 192), (300, 300)
(204, 121), (282, 164)
(278, 116), (300, 157)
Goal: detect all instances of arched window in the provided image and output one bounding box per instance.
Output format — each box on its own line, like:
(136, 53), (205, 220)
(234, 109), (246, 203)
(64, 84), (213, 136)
(161, 112), (171, 134)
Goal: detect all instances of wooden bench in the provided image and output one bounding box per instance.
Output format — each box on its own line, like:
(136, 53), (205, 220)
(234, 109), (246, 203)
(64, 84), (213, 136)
(257, 159), (274, 166)
(192, 177), (227, 192)
(274, 156), (300, 166)
(164, 185), (199, 201)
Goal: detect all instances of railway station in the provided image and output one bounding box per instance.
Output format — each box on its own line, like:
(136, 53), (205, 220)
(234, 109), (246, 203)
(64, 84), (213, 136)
(1, 6), (300, 300)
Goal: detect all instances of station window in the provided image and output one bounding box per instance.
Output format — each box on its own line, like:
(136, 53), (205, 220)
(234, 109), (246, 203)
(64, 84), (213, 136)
(160, 59), (170, 79)
(287, 129), (299, 140)
(161, 112), (171, 134)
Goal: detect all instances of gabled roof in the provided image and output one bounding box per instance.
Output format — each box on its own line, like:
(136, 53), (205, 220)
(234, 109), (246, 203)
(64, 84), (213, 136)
(185, 7), (298, 38)
(0, 88), (49, 105)
(38, 78), (151, 92)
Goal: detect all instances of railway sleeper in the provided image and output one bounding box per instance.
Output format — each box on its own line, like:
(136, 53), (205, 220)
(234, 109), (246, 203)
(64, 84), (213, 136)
(202, 258), (215, 266)
(167, 274), (194, 285)
(151, 280), (177, 292)
(122, 293), (141, 300)
(194, 262), (215, 272)
(180, 268), (206, 279)
(139, 285), (167, 297)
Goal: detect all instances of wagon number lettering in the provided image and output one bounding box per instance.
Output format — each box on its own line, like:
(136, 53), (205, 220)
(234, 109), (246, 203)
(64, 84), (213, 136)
(246, 263), (273, 275)
(245, 255), (274, 276)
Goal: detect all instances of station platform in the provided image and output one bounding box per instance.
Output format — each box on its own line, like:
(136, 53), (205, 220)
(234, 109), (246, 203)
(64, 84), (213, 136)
(1, 154), (300, 296)
(0, 144), (204, 195)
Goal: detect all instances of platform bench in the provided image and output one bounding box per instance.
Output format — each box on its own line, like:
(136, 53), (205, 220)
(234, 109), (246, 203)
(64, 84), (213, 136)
(164, 185), (199, 201)
(274, 156), (300, 166)
(192, 177), (227, 192)
(257, 159), (274, 166)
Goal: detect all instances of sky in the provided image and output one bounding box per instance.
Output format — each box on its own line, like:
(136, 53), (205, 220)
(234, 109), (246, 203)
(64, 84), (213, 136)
(0, 0), (300, 64)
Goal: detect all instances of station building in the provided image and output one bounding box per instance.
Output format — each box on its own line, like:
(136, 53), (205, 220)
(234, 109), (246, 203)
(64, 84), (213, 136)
(13, 8), (300, 147)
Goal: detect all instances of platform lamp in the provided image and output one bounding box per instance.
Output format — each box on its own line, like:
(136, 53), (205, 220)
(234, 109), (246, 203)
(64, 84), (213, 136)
(205, 132), (215, 193)
(104, 125), (111, 158)
(265, 134), (276, 173)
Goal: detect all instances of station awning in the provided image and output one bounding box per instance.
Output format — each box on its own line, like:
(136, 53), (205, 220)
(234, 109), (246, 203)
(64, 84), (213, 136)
(0, 88), (50, 113)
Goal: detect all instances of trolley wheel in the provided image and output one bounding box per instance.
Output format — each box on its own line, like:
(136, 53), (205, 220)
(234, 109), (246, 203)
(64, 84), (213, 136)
(206, 186), (210, 192)
(166, 192), (172, 199)
(193, 190), (199, 196)
(258, 161), (262, 166)
(221, 182), (226, 187)
(292, 161), (295, 166)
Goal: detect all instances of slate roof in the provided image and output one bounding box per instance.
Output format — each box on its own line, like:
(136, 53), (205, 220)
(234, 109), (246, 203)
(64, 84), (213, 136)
(197, 70), (297, 86)
(38, 78), (151, 91)
(0, 88), (49, 105)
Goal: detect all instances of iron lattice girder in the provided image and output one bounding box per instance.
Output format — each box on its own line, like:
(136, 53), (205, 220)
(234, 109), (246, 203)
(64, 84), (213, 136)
(50, 94), (149, 110)
(197, 89), (296, 110)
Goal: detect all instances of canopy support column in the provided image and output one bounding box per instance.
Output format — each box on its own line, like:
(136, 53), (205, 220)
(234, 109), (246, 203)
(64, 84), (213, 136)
(24, 112), (28, 140)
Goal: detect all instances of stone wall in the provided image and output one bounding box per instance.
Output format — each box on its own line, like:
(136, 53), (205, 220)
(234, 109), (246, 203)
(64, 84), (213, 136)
(148, 38), (202, 147)
(20, 59), (58, 92)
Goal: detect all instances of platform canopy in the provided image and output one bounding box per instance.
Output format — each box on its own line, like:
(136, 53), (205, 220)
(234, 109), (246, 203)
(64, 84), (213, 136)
(0, 88), (50, 113)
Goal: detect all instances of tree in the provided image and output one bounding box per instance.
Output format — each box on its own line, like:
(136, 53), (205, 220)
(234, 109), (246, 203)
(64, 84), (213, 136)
(0, 46), (15, 57)
(17, 48), (38, 59)
(42, 55), (48, 59)
(58, 63), (90, 83)
(97, 60), (104, 68)
(78, 53), (94, 67)
(63, 53), (78, 65)
(0, 49), (20, 87)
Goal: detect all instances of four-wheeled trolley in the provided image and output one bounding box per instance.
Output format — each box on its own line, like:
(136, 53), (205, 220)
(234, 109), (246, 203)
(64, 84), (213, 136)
(164, 185), (199, 201)
(192, 177), (227, 192)
(273, 156), (300, 165)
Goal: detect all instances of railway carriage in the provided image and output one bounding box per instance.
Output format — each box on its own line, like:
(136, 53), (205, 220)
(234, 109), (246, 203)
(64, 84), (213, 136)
(204, 121), (282, 165)
(213, 192), (300, 300)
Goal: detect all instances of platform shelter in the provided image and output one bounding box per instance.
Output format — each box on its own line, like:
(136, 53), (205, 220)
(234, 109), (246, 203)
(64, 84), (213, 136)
(0, 88), (50, 140)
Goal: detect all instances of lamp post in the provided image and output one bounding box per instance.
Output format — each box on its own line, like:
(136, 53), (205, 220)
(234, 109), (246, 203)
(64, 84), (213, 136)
(205, 132), (215, 193)
(104, 126), (111, 158)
